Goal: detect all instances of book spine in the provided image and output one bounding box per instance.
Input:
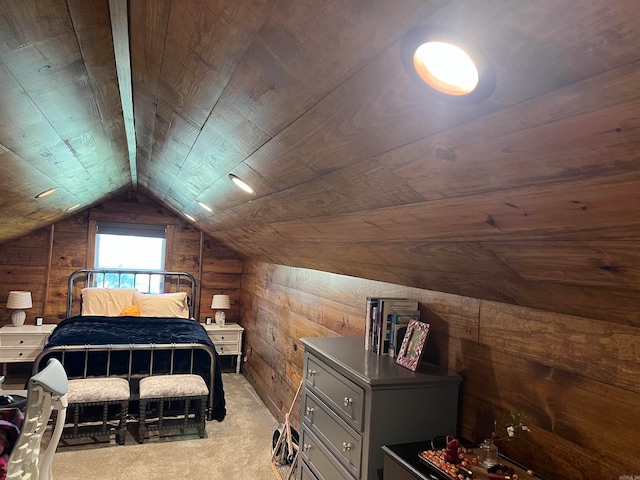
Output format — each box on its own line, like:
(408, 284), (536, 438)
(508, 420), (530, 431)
(380, 299), (418, 355)
(364, 298), (374, 350)
(374, 300), (383, 354)
(389, 312), (420, 357)
(388, 313), (398, 358)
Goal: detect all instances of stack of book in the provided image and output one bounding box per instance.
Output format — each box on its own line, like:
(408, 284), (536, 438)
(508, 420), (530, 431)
(365, 297), (420, 356)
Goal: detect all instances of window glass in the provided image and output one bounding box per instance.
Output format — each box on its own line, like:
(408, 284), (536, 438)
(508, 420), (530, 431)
(95, 222), (166, 293)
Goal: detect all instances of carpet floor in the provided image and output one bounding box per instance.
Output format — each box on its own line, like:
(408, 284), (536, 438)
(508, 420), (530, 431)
(50, 373), (280, 480)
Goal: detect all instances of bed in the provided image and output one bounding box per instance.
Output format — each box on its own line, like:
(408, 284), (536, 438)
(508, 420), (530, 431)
(33, 268), (226, 423)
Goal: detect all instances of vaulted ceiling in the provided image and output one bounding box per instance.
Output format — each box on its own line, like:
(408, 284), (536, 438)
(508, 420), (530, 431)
(1, 0), (639, 325)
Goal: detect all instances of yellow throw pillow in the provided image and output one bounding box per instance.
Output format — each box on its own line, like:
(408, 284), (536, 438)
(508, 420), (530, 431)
(119, 304), (141, 316)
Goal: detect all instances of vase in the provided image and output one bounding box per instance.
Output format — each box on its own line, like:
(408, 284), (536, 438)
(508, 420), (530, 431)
(478, 439), (499, 467)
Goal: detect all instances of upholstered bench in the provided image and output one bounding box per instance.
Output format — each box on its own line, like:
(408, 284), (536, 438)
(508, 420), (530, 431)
(65, 377), (130, 445)
(138, 374), (208, 443)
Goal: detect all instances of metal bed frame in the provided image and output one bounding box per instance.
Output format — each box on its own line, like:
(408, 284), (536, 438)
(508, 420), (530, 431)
(37, 268), (217, 421)
(66, 268), (197, 318)
(34, 343), (216, 420)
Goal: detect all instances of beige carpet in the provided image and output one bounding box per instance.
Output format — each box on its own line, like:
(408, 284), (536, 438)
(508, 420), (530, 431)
(50, 373), (280, 480)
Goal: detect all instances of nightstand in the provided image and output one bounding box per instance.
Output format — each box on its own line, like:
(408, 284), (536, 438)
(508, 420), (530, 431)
(202, 323), (244, 373)
(0, 324), (56, 376)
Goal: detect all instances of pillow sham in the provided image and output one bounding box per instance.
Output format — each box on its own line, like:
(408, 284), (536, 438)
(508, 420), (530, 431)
(81, 288), (139, 316)
(133, 291), (189, 318)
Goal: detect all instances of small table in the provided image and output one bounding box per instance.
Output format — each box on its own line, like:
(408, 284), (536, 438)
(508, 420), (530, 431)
(0, 325), (56, 376)
(382, 440), (541, 480)
(202, 323), (244, 374)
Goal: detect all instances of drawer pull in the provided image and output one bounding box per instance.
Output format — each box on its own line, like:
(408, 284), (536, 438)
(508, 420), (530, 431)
(19, 353), (23, 356)
(305, 407), (314, 416)
(343, 396), (353, 407)
(307, 369), (316, 378)
(303, 444), (312, 452)
(20, 340), (24, 344)
(342, 442), (352, 452)
(221, 336), (224, 340)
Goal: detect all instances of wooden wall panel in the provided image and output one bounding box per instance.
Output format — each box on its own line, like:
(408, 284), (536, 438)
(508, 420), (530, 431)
(0, 228), (50, 323)
(197, 234), (244, 324)
(0, 191), (243, 325)
(240, 260), (640, 480)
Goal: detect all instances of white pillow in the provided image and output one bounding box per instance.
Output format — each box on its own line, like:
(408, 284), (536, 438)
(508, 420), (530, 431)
(133, 292), (189, 318)
(81, 288), (139, 316)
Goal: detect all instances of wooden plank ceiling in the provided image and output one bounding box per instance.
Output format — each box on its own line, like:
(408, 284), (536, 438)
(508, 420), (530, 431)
(1, 0), (639, 324)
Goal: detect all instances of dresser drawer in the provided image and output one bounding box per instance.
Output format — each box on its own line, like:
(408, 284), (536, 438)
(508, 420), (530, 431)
(300, 428), (353, 480)
(299, 461), (319, 480)
(303, 390), (362, 478)
(208, 332), (240, 344)
(306, 355), (364, 431)
(0, 335), (48, 348)
(214, 343), (240, 355)
(0, 346), (43, 362)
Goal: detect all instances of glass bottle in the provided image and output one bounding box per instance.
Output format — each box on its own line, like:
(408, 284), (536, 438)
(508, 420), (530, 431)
(478, 439), (499, 467)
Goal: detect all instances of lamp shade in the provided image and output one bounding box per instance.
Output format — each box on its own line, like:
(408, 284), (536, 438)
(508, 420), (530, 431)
(6, 291), (32, 309)
(211, 295), (230, 310)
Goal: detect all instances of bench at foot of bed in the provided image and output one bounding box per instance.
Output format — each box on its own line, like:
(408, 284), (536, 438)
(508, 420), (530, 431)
(65, 377), (130, 445)
(138, 374), (209, 443)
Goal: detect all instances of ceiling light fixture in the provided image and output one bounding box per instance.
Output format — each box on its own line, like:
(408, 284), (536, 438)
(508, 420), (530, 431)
(228, 174), (255, 194)
(184, 213), (196, 222)
(197, 201), (213, 213)
(35, 188), (57, 198)
(66, 204), (81, 212)
(400, 26), (495, 103)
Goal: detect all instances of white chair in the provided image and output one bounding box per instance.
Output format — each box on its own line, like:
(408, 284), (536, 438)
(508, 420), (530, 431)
(5, 358), (68, 480)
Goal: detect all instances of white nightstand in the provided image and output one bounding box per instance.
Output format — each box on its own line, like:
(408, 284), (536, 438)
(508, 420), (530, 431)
(0, 324), (56, 376)
(202, 323), (244, 374)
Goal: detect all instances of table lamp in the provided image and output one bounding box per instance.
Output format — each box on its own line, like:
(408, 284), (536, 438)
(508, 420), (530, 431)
(6, 291), (32, 327)
(211, 294), (230, 326)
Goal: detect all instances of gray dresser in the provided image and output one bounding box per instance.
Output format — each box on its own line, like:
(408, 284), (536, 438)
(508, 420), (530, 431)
(299, 336), (461, 480)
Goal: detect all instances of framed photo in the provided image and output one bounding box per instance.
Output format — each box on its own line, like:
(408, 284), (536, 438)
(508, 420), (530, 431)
(396, 319), (430, 371)
(35, 316), (44, 326)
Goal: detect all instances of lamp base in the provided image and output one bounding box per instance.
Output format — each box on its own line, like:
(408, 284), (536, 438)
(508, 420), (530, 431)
(11, 310), (26, 327)
(214, 310), (226, 326)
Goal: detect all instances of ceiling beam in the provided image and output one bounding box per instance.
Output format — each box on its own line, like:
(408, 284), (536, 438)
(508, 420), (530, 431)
(109, 0), (137, 189)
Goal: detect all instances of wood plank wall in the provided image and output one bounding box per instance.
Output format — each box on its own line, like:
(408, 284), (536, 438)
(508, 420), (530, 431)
(241, 260), (640, 480)
(0, 191), (243, 325)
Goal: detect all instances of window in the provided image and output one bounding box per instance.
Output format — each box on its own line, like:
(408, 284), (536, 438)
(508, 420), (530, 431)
(94, 221), (167, 292)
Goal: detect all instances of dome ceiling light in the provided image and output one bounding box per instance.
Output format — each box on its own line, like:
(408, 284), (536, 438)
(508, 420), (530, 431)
(400, 26), (495, 103)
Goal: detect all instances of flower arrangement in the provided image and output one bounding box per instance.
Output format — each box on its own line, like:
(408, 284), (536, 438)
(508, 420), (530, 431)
(490, 409), (530, 443)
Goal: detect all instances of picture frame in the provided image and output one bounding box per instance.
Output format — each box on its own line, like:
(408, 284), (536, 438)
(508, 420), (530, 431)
(205, 316), (212, 325)
(35, 316), (44, 326)
(396, 319), (430, 371)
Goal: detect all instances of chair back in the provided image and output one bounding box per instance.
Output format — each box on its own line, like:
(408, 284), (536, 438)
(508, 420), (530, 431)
(5, 358), (68, 480)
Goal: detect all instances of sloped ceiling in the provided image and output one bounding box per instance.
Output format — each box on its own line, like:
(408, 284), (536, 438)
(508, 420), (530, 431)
(1, 0), (639, 324)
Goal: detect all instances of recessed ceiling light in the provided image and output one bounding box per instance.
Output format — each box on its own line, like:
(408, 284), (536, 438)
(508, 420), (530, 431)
(184, 213), (196, 222)
(401, 26), (495, 103)
(229, 174), (255, 194)
(197, 201), (213, 213)
(413, 42), (479, 95)
(35, 188), (57, 198)
(66, 204), (81, 212)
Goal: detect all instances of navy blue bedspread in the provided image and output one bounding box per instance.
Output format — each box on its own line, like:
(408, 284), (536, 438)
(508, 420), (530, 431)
(39, 315), (226, 421)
